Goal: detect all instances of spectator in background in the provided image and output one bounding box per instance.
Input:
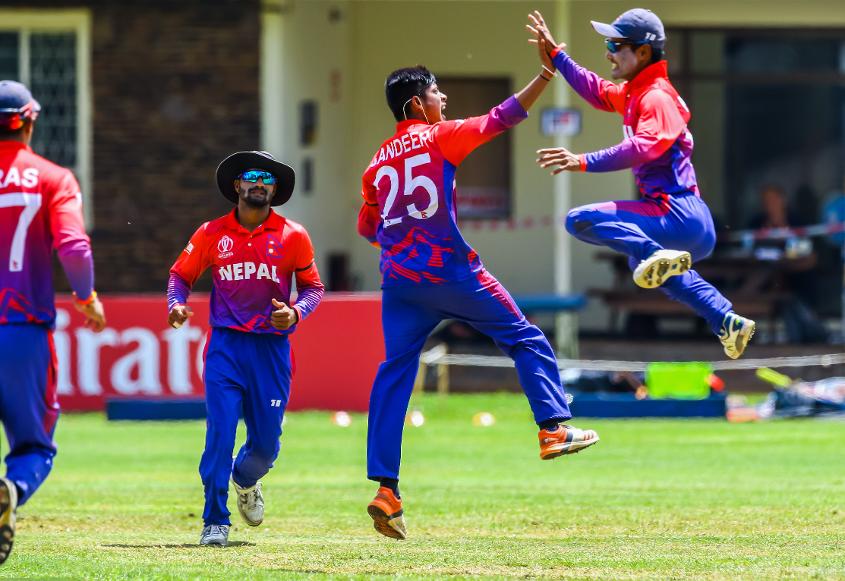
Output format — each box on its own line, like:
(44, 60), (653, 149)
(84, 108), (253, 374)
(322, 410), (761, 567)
(747, 184), (829, 343)
(748, 184), (801, 230)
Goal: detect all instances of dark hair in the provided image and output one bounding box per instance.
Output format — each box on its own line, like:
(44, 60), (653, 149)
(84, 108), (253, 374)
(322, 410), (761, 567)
(650, 46), (664, 64)
(385, 66), (436, 122)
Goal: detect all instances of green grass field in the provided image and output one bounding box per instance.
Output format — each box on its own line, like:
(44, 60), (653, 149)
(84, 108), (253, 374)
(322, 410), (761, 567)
(2, 393), (844, 580)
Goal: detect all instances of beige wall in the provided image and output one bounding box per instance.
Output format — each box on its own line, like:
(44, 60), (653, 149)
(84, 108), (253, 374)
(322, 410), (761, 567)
(264, 0), (845, 330)
(264, 0), (570, 294)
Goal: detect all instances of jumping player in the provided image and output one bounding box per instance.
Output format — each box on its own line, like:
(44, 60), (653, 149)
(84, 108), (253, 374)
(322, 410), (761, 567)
(0, 80), (106, 564)
(528, 9), (755, 359)
(167, 151), (324, 546)
(358, 31), (599, 540)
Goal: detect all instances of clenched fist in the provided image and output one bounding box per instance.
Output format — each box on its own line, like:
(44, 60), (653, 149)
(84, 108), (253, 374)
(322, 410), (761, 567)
(271, 298), (299, 330)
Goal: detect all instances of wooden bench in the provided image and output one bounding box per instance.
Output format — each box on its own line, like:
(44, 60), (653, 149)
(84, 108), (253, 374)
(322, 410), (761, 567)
(588, 288), (787, 334)
(513, 293), (587, 358)
(589, 251), (804, 335)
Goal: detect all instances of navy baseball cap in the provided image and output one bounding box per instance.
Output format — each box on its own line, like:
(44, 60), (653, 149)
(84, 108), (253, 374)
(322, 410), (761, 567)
(0, 80), (41, 130)
(591, 8), (665, 49)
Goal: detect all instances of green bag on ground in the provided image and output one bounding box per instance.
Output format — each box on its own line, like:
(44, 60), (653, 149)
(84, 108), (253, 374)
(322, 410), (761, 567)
(645, 362), (713, 399)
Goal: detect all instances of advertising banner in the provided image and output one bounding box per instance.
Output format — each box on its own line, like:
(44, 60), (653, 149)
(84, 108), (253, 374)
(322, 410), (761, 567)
(54, 293), (383, 412)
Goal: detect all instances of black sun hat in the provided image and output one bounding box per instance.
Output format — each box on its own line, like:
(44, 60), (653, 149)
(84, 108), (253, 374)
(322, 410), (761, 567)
(215, 150), (295, 207)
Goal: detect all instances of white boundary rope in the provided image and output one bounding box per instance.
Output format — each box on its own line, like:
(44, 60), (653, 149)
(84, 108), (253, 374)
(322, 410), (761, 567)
(420, 347), (845, 373)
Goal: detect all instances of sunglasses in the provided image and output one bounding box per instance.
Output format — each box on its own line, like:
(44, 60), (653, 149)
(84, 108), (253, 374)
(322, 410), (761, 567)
(239, 170), (276, 185)
(605, 39), (644, 54)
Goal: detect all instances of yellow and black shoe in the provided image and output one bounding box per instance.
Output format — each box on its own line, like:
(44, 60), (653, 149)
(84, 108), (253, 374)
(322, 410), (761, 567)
(719, 312), (756, 359)
(0, 477), (17, 565)
(633, 249), (692, 289)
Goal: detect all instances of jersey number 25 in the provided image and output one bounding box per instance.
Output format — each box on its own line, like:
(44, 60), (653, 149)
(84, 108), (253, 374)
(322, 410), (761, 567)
(375, 153), (439, 228)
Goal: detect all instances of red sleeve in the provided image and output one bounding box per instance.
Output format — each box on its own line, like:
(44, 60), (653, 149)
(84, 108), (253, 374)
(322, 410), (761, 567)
(169, 223), (211, 287)
(357, 172), (380, 244)
(49, 170), (89, 251)
(434, 96), (527, 166)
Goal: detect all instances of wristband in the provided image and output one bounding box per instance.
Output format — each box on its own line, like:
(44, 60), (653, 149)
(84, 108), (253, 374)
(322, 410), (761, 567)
(541, 65), (556, 77)
(540, 73), (552, 82)
(73, 290), (97, 306)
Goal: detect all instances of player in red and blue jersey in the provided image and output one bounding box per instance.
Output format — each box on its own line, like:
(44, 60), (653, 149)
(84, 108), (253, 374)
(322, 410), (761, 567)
(528, 9), (755, 359)
(0, 80), (105, 565)
(358, 32), (599, 540)
(167, 151), (323, 546)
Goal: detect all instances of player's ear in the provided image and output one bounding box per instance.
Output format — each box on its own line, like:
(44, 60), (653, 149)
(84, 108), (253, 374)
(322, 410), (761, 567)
(233, 178), (240, 191)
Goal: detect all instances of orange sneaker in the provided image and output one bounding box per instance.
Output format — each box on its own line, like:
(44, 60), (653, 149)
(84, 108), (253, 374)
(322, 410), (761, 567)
(367, 486), (407, 540)
(538, 424), (600, 460)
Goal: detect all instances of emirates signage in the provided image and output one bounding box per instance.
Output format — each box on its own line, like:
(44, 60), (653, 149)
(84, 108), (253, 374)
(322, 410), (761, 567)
(53, 293), (384, 413)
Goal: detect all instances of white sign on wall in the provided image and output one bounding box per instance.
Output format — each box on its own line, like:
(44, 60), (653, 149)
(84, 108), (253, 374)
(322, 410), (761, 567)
(541, 108), (582, 137)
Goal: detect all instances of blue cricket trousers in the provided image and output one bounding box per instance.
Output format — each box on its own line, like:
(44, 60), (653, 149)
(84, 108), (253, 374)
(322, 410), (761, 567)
(200, 327), (292, 526)
(0, 325), (59, 506)
(367, 270), (572, 481)
(566, 193), (732, 334)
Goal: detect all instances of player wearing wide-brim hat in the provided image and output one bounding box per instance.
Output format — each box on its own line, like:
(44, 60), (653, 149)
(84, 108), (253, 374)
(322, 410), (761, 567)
(528, 9), (755, 359)
(169, 150), (323, 547)
(215, 150), (296, 207)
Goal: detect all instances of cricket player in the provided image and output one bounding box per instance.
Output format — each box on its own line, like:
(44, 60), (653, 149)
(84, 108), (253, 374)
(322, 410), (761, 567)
(528, 9), (755, 359)
(358, 30), (599, 541)
(167, 151), (324, 546)
(0, 80), (106, 564)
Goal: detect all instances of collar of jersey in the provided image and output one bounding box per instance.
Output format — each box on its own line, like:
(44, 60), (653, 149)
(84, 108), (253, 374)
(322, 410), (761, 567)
(625, 60), (669, 94)
(395, 119), (429, 132)
(222, 208), (284, 233)
(0, 141), (30, 152)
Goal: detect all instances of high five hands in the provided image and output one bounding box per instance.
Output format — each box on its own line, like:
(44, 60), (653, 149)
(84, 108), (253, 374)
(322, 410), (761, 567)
(526, 10), (565, 60)
(527, 10), (581, 174)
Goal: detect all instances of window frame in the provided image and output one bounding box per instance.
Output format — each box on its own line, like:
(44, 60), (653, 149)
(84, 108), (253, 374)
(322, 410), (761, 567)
(0, 9), (92, 224)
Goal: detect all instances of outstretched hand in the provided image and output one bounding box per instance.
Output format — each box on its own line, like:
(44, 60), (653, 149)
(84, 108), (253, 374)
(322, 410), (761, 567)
(537, 147), (582, 174)
(526, 10), (565, 60)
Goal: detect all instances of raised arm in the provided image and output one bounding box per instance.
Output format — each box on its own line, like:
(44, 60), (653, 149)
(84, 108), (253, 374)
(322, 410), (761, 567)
(435, 20), (555, 167)
(528, 10), (624, 114)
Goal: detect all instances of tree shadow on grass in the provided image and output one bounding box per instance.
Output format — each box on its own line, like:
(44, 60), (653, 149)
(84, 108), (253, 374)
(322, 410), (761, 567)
(102, 541), (255, 548)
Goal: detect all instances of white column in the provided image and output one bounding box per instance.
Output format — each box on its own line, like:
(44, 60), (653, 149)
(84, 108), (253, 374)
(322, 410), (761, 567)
(553, 0), (576, 358)
(260, 0), (285, 158)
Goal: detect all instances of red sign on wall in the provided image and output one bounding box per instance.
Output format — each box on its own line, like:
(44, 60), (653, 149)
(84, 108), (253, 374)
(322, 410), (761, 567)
(54, 293), (383, 412)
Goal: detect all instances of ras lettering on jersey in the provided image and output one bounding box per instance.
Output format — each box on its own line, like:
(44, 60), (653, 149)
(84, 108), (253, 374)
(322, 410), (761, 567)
(218, 261), (280, 282)
(0, 167), (39, 189)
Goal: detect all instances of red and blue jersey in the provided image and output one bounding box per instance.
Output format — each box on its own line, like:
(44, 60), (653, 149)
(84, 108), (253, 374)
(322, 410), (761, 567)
(552, 50), (698, 199)
(0, 140), (93, 327)
(358, 96), (527, 287)
(168, 209), (324, 335)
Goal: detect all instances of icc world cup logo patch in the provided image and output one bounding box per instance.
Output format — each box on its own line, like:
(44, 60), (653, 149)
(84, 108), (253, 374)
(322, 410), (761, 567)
(218, 235), (234, 259)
